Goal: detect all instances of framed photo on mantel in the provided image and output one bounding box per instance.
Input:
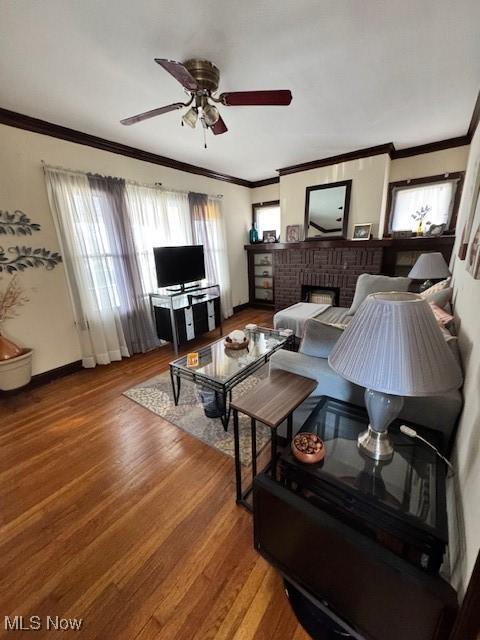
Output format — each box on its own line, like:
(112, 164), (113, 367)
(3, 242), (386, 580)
(286, 224), (302, 242)
(352, 223), (372, 240)
(262, 230), (277, 243)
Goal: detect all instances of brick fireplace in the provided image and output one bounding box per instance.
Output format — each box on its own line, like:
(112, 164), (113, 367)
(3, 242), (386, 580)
(273, 245), (383, 310)
(245, 237), (456, 311)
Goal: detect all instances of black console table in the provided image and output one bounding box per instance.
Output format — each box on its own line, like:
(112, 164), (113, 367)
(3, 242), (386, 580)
(150, 283), (221, 356)
(280, 397), (448, 573)
(253, 397), (457, 640)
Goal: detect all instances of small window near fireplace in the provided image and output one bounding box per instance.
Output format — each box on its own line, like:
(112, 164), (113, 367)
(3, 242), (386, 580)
(252, 200), (281, 239)
(384, 173), (464, 237)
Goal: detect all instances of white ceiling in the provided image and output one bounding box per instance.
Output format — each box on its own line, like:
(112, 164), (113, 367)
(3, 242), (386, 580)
(0, 0), (479, 181)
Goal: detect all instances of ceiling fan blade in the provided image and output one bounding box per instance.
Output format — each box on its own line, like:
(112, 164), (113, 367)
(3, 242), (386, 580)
(211, 115), (228, 135)
(120, 103), (185, 126)
(219, 90), (292, 107)
(155, 58), (198, 91)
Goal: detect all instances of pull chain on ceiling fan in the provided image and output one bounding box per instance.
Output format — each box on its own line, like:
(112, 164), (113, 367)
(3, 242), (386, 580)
(120, 58), (292, 143)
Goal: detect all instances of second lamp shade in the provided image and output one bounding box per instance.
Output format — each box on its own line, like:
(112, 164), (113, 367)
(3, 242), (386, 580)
(408, 252), (450, 280)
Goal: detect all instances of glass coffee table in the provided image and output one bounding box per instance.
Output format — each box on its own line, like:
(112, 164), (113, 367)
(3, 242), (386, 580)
(169, 327), (291, 429)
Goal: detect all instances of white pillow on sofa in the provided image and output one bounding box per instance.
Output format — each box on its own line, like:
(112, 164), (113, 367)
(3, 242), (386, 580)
(347, 273), (411, 315)
(420, 279), (452, 308)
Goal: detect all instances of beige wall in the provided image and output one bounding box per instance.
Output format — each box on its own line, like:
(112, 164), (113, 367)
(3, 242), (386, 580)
(0, 122), (472, 377)
(280, 154), (391, 239)
(389, 146), (470, 182)
(0, 124), (252, 375)
(250, 183), (280, 204)
(447, 128), (480, 598)
(277, 147), (469, 241)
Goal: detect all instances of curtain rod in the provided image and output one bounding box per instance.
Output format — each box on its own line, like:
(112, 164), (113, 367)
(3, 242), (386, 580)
(41, 161), (223, 199)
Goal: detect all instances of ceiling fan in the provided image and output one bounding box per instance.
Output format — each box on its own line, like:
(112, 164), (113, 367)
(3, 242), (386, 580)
(120, 58), (292, 138)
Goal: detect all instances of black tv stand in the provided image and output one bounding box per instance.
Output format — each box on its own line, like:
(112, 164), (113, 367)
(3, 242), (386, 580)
(166, 283), (201, 293)
(149, 284), (221, 356)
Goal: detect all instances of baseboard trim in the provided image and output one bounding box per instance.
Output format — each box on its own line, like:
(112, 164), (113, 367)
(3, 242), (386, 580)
(233, 303), (250, 313)
(32, 360), (83, 385)
(1, 359), (83, 395)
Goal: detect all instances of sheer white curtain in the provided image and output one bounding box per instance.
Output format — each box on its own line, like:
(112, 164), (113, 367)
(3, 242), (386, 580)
(189, 193), (233, 318)
(45, 168), (129, 367)
(125, 184), (193, 293)
(391, 181), (456, 232)
(46, 169), (233, 367)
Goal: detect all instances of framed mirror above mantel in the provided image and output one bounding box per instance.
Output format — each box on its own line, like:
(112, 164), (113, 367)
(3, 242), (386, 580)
(304, 179), (352, 240)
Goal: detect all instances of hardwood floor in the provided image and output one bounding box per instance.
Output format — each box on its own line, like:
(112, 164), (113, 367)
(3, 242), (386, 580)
(1, 308), (310, 639)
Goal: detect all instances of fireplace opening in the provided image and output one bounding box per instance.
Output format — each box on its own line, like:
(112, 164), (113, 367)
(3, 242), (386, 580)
(301, 285), (340, 306)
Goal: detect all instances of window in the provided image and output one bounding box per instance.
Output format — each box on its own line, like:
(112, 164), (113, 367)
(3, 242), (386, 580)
(385, 173), (464, 236)
(252, 200), (281, 240)
(73, 193), (122, 311)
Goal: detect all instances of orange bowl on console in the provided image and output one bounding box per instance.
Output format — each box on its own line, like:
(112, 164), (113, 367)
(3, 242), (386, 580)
(292, 432), (326, 464)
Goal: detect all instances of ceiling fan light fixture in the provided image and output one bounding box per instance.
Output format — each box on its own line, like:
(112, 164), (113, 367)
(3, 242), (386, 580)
(203, 103), (220, 126)
(182, 106), (198, 128)
(120, 58), (292, 139)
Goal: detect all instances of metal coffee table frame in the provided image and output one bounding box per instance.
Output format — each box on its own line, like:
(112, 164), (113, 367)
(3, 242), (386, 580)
(169, 329), (291, 430)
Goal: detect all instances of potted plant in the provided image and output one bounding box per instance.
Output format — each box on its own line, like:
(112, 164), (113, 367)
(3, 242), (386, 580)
(411, 205), (431, 236)
(0, 209), (63, 390)
(0, 276), (33, 390)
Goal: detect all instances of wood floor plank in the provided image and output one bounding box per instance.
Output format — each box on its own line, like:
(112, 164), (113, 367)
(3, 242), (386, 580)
(1, 309), (310, 639)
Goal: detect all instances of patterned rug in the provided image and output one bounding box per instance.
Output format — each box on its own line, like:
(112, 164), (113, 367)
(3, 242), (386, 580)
(123, 368), (271, 466)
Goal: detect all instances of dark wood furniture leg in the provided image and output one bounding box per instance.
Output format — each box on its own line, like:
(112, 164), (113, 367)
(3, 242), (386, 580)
(251, 417), (257, 479)
(220, 389), (233, 431)
(287, 413), (293, 444)
(233, 408), (242, 503)
(271, 426), (278, 481)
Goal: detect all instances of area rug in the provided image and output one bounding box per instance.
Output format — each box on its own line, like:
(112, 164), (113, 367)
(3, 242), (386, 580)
(123, 369), (271, 466)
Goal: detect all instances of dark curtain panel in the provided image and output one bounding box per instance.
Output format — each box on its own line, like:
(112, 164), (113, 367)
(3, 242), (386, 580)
(189, 192), (216, 282)
(188, 192), (233, 317)
(87, 174), (158, 354)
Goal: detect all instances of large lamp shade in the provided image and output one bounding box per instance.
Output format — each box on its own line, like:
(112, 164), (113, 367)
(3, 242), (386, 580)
(328, 292), (462, 397)
(328, 292), (462, 460)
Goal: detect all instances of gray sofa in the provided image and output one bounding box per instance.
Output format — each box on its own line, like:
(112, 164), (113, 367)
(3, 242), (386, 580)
(270, 277), (463, 448)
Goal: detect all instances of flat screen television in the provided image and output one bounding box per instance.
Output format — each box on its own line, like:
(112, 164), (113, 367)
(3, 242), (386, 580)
(153, 245), (206, 290)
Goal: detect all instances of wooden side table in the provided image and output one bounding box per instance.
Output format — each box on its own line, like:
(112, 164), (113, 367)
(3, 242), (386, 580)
(230, 370), (316, 511)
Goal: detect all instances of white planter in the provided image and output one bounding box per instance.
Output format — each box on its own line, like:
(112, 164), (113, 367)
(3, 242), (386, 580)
(0, 349), (33, 390)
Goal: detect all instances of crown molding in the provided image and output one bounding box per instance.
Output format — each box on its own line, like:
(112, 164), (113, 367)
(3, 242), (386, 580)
(277, 143), (395, 176)
(467, 88), (480, 141)
(391, 136), (470, 159)
(250, 176), (280, 188)
(2, 92), (479, 188)
(0, 107), (252, 188)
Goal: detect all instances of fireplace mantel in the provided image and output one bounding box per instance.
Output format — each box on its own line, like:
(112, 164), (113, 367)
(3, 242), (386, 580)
(244, 239), (390, 251)
(244, 236), (455, 310)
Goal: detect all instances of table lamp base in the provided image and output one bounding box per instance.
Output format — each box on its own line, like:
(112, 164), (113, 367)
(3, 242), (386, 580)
(358, 426), (394, 460)
(358, 389), (404, 461)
